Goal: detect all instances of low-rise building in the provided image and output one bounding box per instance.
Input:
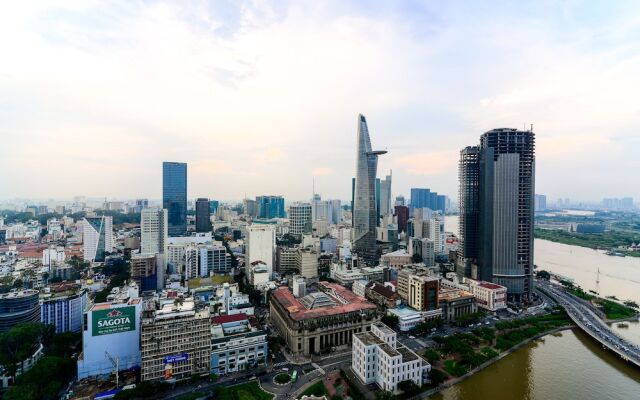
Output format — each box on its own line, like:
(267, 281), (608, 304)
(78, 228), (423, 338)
(467, 280), (507, 312)
(0, 289), (40, 332)
(77, 283), (142, 379)
(270, 282), (379, 357)
(352, 280), (368, 298)
(352, 322), (430, 393)
(40, 284), (88, 333)
(211, 313), (268, 376)
(140, 295), (211, 382)
(366, 282), (399, 309)
(438, 289), (477, 322)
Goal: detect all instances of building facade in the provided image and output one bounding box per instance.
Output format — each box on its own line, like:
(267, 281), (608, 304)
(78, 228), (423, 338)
(141, 208), (168, 256)
(211, 314), (268, 376)
(270, 282), (379, 356)
(246, 223), (276, 277)
(82, 216), (113, 262)
(40, 287), (88, 333)
(140, 297), (210, 382)
(459, 128), (535, 303)
(256, 196), (285, 219)
(467, 280), (507, 312)
(289, 202), (312, 238)
(0, 290), (41, 332)
(163, 162), (188, 237)
(195, 198), (211, 233)
(352, 114), (386, 266)
(352, 322), (429, 393)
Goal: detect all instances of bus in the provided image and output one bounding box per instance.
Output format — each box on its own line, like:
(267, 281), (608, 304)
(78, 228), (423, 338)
(291, 370), (298, 383)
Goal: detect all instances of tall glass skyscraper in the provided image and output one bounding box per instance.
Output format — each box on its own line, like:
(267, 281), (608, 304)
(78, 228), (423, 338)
(458, 128), (535, 304)
(352, 114), (386, 266)
(256, 195), (285, 219)
(162, 162), (187, 237)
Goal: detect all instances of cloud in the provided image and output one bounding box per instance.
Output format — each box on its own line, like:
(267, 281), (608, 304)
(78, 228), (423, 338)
(394, 151), (457, 176)
(312, 167), (333, 176)
(256, 147), (284, 165)
(191, 159), (233, 174)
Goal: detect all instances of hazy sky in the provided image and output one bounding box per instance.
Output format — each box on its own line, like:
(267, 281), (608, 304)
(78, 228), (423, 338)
(2, 1), (639, 203)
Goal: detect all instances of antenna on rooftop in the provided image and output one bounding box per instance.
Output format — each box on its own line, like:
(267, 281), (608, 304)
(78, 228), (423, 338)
(530, 123), (534, 132)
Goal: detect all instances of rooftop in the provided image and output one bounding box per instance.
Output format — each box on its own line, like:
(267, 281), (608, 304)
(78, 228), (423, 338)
(477, 281), (505, 290)
(272, 282), (376, 321)
(212, 313), (248, 325)
(397, 346), (419, 362)
(439, 289), (474, 301)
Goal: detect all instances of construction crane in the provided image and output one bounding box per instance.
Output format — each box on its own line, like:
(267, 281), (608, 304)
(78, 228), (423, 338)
(105, 351), (119, 388)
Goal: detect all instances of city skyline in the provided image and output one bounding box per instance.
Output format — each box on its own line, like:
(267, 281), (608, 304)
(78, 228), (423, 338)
(2, 2), (640, 202)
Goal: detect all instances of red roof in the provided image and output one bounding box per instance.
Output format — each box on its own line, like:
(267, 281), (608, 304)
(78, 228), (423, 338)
(478, 282), (504, 290)
(212, 313), (248, 324)
(271, 282), (376, 321)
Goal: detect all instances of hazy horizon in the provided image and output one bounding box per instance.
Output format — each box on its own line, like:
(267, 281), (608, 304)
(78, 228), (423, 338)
(2, 1), (640, 202)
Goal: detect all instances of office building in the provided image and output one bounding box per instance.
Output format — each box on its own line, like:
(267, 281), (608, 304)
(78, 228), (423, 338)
(209, 200), (219, 215)
(77, 283), (142, 379)
(211, 313), (268, 375)
(0, 290), (40, 332)
(42, 246), (66, 268)
(256, 196), (285, 219)
(40, 285), (88, 333)
(199, 244), (231, 276)
(163, 162), (188, 237)
(140, 296), (210, 382)
(352, 322), (429, 393)
(353, 114), (387, 266)
(243, 199), (258, 217)
(82, 216), (113, 262)
(379, 172), (393, 218)
(270, 282), (379, 356)
(195, 198), (211, 233)
(410, 237), (435, 267)
(467, 280), (507, 312)
(458, 128), (535, 303)
(408, 275), (439, 312)
(457, 146), (480, 279)
(141, 208), (168, 256)
(289, 202), (312, 238)
(276, 246), (298, 274)
(410, 188), (447, 214)
(534, 194), (547, 212)
(394, 205), (409, 233)
(130, 253), (158, 291)
(297, 246), (319, 280)
(246, 223), (276, 277)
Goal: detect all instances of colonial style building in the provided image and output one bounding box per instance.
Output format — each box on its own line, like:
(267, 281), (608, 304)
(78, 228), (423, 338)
(352, 322), (430, 393)
(269, 282), (379, 357)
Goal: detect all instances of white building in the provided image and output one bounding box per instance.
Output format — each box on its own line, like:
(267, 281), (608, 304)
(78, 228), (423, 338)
(428, 214), (445, 255)
(82, 216), (113, 262)
(199, 245), (231, 276)
(40, 287), (88, 333)
(467, 280), (507, 312)
(140, 208), (168, 257)
(77, 283), (142, 379)
(42, 246), (65, 268)
(410, 237), (435, 267)
(352, 280), (369, 298)
(352, 322), (430, 393)
(246, 224), (276, 277)
(289, 202), (312, 237)
(297, 247), (319, 280)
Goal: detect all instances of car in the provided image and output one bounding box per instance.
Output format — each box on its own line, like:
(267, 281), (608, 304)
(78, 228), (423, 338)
(282, 367), (289, 371)
(485, 322), (490, 325)
(409, 335), (416, 339)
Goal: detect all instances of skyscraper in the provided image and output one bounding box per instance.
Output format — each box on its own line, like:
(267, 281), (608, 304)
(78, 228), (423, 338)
(289, 202), (312, 238)
(82, 216), (113, 262)
(458, 128), (535, 303)
(457, 146), (480, 279)
(162, 162), (187, 237)
(379, 171), (392, 219)
(256, 195), (285, 219)
(195, 198), (211, 232)
(410, 188), (447, 213)
(352, 114), (386, 266)
(140, 208), (168, 256)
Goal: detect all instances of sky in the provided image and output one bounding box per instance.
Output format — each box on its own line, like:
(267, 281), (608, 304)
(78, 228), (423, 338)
(1, 0), (640, 203)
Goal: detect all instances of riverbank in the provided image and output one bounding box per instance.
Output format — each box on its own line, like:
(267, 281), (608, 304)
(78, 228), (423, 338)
(534, 229), (640, 257)
(411, 325), (575, 399)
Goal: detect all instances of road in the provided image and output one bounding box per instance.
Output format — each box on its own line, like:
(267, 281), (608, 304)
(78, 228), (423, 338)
(539, 281), (640, 368)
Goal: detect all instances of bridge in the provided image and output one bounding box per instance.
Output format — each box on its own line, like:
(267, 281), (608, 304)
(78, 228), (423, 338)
(539, 282), (640, 368)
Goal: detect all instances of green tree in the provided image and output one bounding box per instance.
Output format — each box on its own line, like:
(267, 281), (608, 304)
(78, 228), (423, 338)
(397, 380), (421, 396)
(429, 368), (448, 386)
(424, 349), (441, 364)
(0, 323), (51, 380)
(375, 390), (397, 400)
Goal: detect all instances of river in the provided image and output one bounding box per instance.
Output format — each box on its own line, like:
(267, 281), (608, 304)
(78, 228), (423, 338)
(438, 216), (640, 399)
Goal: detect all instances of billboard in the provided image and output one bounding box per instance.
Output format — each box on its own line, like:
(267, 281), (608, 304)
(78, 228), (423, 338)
(92, 306), (136, 336)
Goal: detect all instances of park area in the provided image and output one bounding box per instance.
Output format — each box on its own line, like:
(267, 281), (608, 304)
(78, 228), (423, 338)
(425, 308), (571, 382)
(214, 381), (274, 400)
(299, 370), (366, 400)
